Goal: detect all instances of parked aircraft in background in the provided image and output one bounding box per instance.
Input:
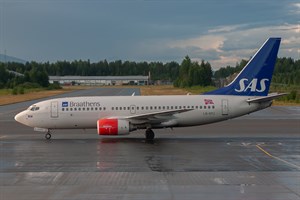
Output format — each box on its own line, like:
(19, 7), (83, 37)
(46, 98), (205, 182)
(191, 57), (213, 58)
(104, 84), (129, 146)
(15, 38), (285, 140)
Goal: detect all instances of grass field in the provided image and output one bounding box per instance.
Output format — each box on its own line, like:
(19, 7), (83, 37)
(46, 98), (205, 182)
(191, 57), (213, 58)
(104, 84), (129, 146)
(0, 88), (76, 106)
(0, 85), (299, 106)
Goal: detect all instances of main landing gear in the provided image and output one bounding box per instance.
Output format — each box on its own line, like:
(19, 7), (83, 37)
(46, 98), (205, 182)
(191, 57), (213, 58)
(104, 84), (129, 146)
(145, 128), (155, 141)
(45, 131), (51, 140)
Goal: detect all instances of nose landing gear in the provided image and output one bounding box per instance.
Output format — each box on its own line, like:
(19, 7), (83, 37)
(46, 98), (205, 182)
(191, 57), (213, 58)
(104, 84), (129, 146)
(45, 131), (51, 140)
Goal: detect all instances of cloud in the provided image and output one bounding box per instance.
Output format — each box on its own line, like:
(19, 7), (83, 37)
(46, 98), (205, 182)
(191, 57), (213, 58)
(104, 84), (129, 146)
(164, 23), (300, 69)
(290, 3), (300, 14)
(169, 35), (225, 53)
(207, 24), (244, 33)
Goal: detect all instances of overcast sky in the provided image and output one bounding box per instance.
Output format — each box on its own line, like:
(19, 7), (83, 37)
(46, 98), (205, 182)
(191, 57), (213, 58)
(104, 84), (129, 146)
(0, 0), (299, 69)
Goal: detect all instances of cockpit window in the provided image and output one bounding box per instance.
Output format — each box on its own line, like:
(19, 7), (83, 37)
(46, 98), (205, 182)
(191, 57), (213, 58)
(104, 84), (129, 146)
(27, 105), (39, 111)
(28, 106), (35, 111)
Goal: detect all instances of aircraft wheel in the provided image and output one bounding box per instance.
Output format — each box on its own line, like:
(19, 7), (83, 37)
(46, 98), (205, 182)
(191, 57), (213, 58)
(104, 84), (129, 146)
(45, 132), (51, 140)
(145, 128), (155, 140)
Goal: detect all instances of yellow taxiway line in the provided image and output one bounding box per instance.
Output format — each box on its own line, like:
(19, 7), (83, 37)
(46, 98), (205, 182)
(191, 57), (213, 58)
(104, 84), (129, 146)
(256, 144), (300, 170)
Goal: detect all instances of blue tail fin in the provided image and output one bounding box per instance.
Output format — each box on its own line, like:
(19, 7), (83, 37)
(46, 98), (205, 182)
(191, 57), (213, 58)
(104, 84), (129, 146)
(205, 38), (281, 96)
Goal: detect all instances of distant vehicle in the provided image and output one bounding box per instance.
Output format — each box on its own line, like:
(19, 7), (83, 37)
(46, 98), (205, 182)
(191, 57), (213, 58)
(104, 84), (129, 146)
(15, 38), (285, 140)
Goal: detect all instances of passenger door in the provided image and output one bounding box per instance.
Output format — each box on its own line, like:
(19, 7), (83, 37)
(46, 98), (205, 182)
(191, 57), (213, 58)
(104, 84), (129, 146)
(222, 99), (228, 115)
(51, 101), (59, 118)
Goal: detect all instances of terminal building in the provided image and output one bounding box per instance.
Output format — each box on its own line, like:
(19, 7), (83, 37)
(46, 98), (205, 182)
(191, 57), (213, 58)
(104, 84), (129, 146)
(49, 76), (149, 86)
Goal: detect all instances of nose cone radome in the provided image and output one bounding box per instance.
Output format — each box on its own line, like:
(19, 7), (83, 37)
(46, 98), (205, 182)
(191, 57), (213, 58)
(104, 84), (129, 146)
(14, 111), (27, 125)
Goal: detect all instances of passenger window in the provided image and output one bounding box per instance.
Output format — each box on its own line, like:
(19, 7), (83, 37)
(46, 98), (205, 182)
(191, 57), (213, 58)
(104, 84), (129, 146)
(124, 107), (127, 110)
(62, 108), (65, 111)
(120, 107), (122, 110)
(200, 106), (202, 109)
(78, 108), (81, 111)
(158, 106), (161, 110)
(83, 108), (85, 111)
(87, 108), (89, 111)
(175, 106), (178, 109)
(104, 107), (106, 110)
(70, 108), (73, 111)
(196, 106), (198, 109)
(154, 106), (157, 110)
(179, 106), (182, 109)
(112, 107), (114, 110)
(204, 106), (206, 109)
(162, 106), (165, 110)
(141, 107), (144, 110)
(66, 108), (69, 111)
(212, 106), (215, 109)
(137, 107), (139, 110)
(150, 106), (153, 110)
(167, 106), (169, 110)
(74, 108), (77, 111)
(95, 107), (97, 111)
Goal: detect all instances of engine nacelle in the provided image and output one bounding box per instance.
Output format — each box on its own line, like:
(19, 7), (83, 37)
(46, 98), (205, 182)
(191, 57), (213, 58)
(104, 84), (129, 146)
(97, 119), (130, 135)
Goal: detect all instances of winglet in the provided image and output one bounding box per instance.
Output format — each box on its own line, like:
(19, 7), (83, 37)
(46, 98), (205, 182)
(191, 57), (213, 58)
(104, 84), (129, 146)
(131, 92), (135, 96)
(205, 38), (281, 96)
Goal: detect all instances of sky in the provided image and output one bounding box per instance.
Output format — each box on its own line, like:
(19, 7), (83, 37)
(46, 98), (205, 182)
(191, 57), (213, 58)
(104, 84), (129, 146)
(0, 0), (299, 69)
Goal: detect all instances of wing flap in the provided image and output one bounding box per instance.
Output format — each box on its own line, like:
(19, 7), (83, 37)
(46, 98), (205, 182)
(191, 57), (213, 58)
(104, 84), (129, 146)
(110, 108), (193, 125)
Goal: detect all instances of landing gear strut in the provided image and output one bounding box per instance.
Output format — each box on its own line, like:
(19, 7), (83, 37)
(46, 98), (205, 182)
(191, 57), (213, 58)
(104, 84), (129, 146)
(145, 128), (155, 141)
(45, 131), (51, 140)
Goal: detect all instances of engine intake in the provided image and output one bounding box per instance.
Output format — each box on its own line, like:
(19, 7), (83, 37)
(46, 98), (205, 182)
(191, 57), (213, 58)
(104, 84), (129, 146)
(97, 119), (130, 135)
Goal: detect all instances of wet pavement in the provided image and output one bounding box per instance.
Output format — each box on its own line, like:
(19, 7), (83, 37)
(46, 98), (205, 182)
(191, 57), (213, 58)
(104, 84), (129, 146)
(0, 88), (299, 200)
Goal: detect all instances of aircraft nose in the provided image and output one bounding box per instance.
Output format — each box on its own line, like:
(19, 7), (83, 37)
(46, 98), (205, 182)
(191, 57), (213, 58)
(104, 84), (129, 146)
(14, 111), (26, 125)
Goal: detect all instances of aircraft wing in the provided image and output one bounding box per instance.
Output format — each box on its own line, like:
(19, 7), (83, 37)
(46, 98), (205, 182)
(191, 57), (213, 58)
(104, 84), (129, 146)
(110, 109), (193, 125)
(246, 93), (287, 103)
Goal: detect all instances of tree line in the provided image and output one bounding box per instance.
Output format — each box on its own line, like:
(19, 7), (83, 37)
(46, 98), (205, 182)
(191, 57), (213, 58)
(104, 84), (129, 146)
(214, 57), (300, 86)
(0, 63), (49, 89)
(4, 60), (180, 81)
(173, 56), (212, 87)
(0, 57), (299, 91)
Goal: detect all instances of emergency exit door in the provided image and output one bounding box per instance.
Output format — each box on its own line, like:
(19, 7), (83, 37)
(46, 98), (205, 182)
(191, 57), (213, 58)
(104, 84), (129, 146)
(130, 105), (136, 114)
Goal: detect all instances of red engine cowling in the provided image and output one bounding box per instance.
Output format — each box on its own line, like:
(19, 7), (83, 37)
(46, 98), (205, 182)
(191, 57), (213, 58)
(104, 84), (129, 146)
(97, 119), (130, 135)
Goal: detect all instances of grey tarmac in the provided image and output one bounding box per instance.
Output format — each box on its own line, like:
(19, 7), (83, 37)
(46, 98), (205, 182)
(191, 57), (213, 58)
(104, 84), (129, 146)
(0, 88), (300, 200)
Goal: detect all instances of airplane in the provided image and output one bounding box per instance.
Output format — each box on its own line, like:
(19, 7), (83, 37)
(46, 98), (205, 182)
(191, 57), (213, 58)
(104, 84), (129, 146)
(15, 37), (286, 140)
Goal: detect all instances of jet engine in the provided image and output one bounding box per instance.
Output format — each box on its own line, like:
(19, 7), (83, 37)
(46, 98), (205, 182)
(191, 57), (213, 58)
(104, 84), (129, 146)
(97, 119), (131, 135)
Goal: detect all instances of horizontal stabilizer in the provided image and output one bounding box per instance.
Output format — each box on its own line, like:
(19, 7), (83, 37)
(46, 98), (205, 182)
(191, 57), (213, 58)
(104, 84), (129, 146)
(246, 93), (287, 103)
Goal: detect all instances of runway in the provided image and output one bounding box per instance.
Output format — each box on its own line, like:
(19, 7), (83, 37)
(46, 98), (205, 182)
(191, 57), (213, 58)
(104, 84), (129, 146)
(1, 88), (300, 200)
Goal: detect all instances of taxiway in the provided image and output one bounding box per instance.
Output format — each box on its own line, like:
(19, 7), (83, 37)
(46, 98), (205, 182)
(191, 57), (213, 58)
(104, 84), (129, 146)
(1, 88), (299, 200)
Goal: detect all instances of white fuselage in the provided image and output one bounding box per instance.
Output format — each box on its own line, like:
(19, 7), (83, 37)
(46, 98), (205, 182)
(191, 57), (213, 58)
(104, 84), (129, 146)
(15, 95), (271, 130)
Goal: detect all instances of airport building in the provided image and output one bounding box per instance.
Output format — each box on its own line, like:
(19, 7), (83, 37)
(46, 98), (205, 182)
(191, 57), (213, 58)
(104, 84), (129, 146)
(49, 76), (149, 86)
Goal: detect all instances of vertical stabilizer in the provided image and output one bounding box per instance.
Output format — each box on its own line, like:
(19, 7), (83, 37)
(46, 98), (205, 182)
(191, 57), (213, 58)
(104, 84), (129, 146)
(205, 38), (281, 96)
